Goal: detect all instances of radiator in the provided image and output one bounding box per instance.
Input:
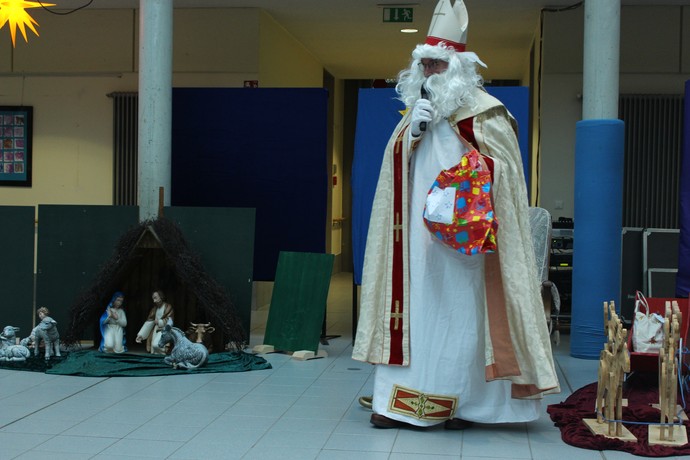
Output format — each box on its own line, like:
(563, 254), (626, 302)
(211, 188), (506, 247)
(109, 92), (138, 206)
(619, 94), (684, 229)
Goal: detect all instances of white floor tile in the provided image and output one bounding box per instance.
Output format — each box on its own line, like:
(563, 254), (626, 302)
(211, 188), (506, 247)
(391, 428), (463, 456)
(318, 450), (390, 460)
(191, 425), (265, 445)
(271, 417), (339, 433)
(389, 453), (460, 460)
(0, 448), (28, 460)
(323, 432), (398, 452)
(254, 428), (331, 449)
(241, 445), (320, 460)
(125, 421), (204, 442)
(282, 404), (348, 420)
(0, 432), (53, 451)
(461, 427), (532, 459)
(0, 274), (655, 460)
(61, 420), (139, 438)
(168, 440), (247, 459)
(225, 403), (289, 418)
(30, 434), (118, 454)
(1, 417), (77, 435)
(530, 442), (607, 460)
(211, 414), (279, 432)
(98, 438), (184, 458)
(14, 451), (93, 460)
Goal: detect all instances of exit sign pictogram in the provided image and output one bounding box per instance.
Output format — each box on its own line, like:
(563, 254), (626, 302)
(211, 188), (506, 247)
(383, 8), (413, 23)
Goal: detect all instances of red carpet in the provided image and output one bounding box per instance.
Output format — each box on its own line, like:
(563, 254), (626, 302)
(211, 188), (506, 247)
(547, 373), (690, 457)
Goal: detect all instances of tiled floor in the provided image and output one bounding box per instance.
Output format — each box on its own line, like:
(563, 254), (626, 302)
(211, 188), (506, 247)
(0, 272), (685, 459)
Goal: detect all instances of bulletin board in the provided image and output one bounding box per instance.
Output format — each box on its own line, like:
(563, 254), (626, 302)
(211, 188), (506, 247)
(0, 106), (32, 187)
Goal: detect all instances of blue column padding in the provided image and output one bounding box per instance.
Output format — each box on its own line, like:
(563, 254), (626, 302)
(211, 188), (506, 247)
(570, 119), (625, 359)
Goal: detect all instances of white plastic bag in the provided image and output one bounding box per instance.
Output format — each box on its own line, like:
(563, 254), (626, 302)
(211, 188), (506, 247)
(423, 185), (456, 225)
(632, 291), (664, 353)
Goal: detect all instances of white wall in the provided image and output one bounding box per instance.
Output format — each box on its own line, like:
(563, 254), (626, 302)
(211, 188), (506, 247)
(0, 7), (335, 314)
(0, 75), (138, 207)
(0, 8), (326, 211)
(539, 5), (690, 220)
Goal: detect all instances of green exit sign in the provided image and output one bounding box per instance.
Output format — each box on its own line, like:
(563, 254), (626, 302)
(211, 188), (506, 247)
(383, 8), (413, 23)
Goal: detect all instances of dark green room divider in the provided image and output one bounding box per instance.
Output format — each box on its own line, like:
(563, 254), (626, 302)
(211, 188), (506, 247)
(263, 251), (334, 353)
(0, 206), (35, 333)
(33, 205), (255, 344)
(164, 206), (256, 339)
(36, 205), (139, 336)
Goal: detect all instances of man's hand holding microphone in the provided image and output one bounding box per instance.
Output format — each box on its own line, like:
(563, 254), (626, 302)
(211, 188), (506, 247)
(410, 91), (434, 138)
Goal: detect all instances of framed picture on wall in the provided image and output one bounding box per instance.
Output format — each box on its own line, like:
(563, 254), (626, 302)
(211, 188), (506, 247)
(0, 106), (32, 187)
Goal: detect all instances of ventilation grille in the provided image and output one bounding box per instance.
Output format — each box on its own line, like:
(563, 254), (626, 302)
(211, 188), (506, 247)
(619, 94), (684, 229)
(109, 92), (138, 206)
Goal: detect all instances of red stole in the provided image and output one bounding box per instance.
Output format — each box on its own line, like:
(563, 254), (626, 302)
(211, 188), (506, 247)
(388, 127), (406, 365)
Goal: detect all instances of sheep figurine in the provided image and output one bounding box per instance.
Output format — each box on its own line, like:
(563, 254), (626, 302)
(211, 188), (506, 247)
(0, 326), (31, 362)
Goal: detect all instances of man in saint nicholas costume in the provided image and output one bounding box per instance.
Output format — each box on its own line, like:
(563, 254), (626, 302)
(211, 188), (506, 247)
(352, 0), (560, 429)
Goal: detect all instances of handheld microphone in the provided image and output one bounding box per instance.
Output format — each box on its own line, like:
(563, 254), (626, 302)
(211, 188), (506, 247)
(419, 84), (428, 132)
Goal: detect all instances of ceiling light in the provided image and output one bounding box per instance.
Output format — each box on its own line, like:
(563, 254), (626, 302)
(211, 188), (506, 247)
(0, 0), (55, 47)
(400, 28), (418, 33)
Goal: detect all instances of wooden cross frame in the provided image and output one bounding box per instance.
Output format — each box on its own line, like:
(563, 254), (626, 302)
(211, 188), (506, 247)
(584, 301), (636, 441)
(649, 300), (688, 446)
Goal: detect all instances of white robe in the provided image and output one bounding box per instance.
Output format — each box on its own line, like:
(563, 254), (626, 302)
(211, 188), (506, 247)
(137, 303), (173, 354)
(371, 121), (540, 425)
(101, 307), (127, 353)
(354, 88), (560, 425)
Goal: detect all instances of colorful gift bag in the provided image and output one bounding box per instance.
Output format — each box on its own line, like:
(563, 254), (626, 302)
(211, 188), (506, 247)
(423, 148), (498, 255)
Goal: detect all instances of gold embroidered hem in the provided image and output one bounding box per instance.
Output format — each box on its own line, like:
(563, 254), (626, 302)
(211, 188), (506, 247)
(388, 384), (458, 420)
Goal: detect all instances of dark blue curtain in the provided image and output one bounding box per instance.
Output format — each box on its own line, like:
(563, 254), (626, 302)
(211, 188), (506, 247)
(171, 88), (328, 281)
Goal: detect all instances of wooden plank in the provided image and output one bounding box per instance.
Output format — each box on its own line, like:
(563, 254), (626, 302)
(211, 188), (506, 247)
(649, 425), (689, 446)
(583, 418), (637, 442)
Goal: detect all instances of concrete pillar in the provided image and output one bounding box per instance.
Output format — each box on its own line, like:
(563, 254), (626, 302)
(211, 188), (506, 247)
(582, 0), (620, 120)
(138, 0), (173, 221)
(570, 0), (625, 359)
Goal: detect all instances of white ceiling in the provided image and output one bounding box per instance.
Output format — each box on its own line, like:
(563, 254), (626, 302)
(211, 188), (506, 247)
(47, 0), (690, 80)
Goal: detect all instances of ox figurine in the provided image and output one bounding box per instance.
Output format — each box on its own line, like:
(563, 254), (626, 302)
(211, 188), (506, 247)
(158, 325), (209, 370)
(185, 322), (215, 352)
(0, 326), (31, 362)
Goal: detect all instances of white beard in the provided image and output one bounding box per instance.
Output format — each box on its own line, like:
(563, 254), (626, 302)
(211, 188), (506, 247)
(423, 70), (478, 120)
(396, 51), (482, 123)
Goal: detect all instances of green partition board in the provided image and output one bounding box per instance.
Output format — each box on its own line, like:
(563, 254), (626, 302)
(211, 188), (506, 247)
(164, 206), (255, 338)
(36, 205), (139, 337)
(0, 206), (35, 333)
(264, 251), (334, 353)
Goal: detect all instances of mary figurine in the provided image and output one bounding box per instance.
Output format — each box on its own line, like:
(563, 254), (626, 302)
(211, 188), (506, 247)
(99, 292), (127, 353)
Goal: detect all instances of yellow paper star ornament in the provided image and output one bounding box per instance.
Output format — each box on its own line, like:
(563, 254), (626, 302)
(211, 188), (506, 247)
(0, 0), (55, 47)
